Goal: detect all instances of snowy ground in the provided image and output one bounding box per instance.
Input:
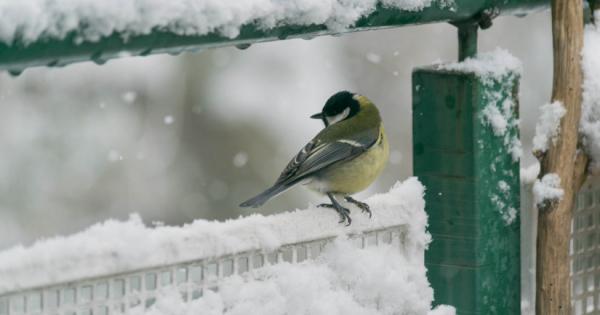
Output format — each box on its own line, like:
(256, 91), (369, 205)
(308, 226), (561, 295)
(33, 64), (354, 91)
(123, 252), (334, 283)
(0, 178), (453, 314)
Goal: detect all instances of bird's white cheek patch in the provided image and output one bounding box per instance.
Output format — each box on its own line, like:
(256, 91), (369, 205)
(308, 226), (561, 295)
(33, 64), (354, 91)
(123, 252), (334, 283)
(326, 107), (350, 125)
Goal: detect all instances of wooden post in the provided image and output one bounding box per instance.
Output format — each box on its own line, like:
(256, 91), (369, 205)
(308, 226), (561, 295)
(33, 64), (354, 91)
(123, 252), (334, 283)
(535, 0), (586, 314)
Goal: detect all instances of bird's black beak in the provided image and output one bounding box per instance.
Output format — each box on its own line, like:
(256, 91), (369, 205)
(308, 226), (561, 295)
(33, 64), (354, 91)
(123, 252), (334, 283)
(310, 113), (323, 119)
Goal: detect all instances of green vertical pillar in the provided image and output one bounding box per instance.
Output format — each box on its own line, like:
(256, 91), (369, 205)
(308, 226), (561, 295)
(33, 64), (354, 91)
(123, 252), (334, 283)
(412, 66), (521, 314)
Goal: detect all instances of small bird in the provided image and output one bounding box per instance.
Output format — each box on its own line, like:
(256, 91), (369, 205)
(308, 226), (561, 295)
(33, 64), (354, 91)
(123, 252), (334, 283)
(240, 91), (389, 225)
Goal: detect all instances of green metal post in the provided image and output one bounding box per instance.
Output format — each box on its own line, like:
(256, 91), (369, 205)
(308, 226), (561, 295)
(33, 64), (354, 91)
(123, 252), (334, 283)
(590, 0), (599, 24)
(591, 0), (600, 13)
(413, 67), (521, 314)
(457, 24), (478, 61)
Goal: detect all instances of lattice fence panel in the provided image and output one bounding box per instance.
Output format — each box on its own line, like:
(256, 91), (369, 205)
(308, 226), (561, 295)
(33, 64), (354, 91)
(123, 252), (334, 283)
(572, 180), (600, 315)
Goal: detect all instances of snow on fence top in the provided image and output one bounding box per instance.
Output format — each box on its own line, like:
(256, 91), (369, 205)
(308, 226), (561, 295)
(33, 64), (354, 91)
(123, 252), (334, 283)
(0, 177), (428, 295)
(0, 0), (550, 72)
(0, 0), (450, 46)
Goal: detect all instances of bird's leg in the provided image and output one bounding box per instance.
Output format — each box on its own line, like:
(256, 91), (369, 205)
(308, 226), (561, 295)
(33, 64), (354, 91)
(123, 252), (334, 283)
(317, 203), (350, 223)
(317, 203), (334, 208)
(344, 196), (372, 218)
(317, 203), (350, 215)
(324, 193), (352, 226)
(317, 203), (350, 224)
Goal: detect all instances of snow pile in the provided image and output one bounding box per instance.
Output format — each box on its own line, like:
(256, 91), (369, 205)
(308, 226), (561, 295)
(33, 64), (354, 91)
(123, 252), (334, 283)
(122, 238), (455, 315)
(581, 16), (600, 171)
(437, 48), (523, 161)
(437, 48), (523, 81)
(520, 162), (540, 185)
(0, 178), (429, 295)
(532, 101), (566, 153)
(533, 173), (564, 207)
(0, 0), (453, 45)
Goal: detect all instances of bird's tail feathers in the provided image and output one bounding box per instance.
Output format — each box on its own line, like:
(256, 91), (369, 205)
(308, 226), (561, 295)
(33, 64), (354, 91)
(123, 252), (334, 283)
(239, 183), (291, 208)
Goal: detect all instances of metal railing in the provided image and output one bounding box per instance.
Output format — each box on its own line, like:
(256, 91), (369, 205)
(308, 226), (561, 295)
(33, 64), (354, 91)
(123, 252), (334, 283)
(0, 0), (550, 73)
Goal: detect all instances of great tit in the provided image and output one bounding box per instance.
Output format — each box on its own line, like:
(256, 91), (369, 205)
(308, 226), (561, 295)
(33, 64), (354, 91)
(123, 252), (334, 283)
(240, 91), (389, 225)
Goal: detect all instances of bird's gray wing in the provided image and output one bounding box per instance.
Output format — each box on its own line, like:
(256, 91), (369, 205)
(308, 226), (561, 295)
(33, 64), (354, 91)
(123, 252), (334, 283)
(275, 128), (379, 185)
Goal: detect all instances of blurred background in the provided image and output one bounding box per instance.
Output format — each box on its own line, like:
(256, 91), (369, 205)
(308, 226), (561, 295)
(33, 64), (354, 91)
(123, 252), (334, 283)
(0, 10), (551, 250)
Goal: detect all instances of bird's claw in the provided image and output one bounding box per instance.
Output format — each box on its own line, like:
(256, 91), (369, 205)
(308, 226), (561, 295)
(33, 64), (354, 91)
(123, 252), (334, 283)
(339, 210), (352, 226)
(345, 197), (372, 218)
(318, 203), (352, 225)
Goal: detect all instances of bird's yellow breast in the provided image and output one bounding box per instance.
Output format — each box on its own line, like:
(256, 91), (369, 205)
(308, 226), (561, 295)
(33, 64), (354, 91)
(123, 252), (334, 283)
(310, 125), (389, 194)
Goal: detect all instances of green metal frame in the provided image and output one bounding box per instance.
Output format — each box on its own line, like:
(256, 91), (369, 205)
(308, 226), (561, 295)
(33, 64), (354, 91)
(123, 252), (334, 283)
(0, 0), (548, 73)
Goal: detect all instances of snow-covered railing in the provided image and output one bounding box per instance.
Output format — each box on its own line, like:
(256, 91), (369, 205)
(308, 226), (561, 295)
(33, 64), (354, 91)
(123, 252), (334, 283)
(0, 179), (442, 315)
(0, 227), (406, 315)
(0, 0), (549, 74)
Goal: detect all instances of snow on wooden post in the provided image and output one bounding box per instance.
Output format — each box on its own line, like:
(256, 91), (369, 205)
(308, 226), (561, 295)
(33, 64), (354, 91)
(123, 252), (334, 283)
(413, 50), (522, 314)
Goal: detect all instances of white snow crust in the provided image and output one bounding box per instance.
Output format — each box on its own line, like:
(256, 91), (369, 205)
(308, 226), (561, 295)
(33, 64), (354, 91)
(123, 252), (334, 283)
(0, 178), (430, 296)
(582, 16), (600, 171)
(0, 0), (452, 45)
(532, 101), (566, 153)
(533, 173), (564, 207)
(437, 48), (523, 82)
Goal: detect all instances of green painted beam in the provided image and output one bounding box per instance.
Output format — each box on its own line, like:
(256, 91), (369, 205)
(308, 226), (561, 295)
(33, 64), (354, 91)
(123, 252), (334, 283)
(0, 0), (548, 74)
(413, 67), (521, 314)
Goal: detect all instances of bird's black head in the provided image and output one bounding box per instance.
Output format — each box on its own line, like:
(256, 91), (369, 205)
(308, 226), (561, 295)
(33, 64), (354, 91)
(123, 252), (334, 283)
(310, 91), (360, 127)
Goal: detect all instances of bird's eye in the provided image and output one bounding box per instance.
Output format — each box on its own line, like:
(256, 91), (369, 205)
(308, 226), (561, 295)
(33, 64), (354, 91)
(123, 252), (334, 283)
(326, 107), (350, 125)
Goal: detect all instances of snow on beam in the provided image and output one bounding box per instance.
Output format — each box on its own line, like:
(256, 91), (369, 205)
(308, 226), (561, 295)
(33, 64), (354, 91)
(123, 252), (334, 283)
(0, 178), (428, 296)
(0, 0), (548, 74)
